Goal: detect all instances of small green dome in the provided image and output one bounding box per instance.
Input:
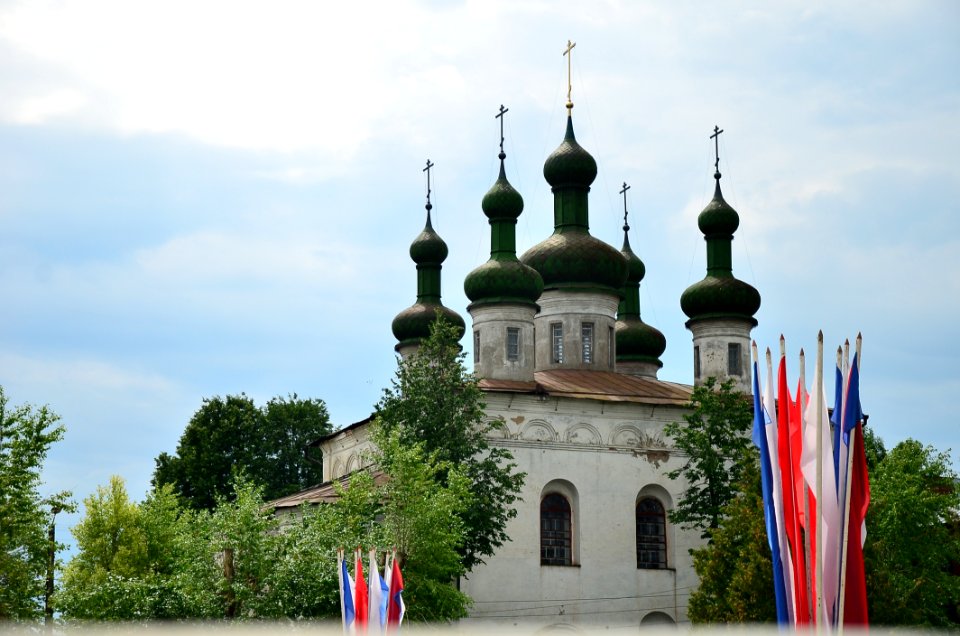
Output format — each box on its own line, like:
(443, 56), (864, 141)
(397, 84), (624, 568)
(391, 303), (466, 350)
(409, 210), (448, 264)
(621, 233), (646, 284)
(680, 275), (761, 323)
(616, 318), (666, 364)
(543, 116), (597, 189)
(482, 160), (524, 221)
(465, 259), (543, 307)
(698, 182), (740, 236)
(521, 232), (627, 294)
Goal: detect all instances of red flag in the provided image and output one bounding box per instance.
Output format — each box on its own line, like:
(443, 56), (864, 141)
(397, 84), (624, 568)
(354, 550), (369, 629)
(386, 555), (405, 628)
(841, 357), (869, 626)
(777, 354), (809, 624)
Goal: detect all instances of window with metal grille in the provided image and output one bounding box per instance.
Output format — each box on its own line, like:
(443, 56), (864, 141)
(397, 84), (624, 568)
(506, 327), (520, 361)
(551, 323), (564, 363)
(636, 498), (667, 569)
(473, 331), (480, 364)
(581, 322), (594, 363)
(541, 493), (572, 566)
(728, 342), (742, 376)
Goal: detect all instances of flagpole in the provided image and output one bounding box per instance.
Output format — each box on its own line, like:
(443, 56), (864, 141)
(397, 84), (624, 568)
(837, 336), (862, 627)
(815, 331), (824, 629)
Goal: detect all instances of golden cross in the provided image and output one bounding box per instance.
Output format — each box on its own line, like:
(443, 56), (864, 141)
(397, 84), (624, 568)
(563, 40), (576, 109)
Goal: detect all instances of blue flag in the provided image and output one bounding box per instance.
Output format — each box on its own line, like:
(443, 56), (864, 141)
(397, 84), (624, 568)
(753, 360), (789, 624)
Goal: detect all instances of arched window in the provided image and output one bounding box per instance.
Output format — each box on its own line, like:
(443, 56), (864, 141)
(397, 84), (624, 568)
(636, 497), (667, 569)
(541, 493), (572, 566)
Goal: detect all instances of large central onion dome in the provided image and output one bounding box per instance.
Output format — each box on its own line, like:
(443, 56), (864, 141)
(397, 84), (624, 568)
(520, 116), (627, 295)
(680, 180), (761, 323)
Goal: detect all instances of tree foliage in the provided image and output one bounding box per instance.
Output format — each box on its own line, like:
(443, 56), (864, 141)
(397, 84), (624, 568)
(376, 318), (525, 572)
(865, 438), (960, 627)
(664, 377), (753, 540)
(687, 455), (776, 623)
(0, 386), (73, 621)
(153, 393), (331, 509)
(60, 431), (472, 622)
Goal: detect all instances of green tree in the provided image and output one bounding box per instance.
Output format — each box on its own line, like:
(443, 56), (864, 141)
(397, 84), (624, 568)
(664, 377), (753, 540)
(376, 318), (525, 571)
(0, 386), (72, 620)
(58, 479), (196, 620)
(154, 393), (331, 509)
(687, 455), (776, 623)
(865, 439), (960, 627)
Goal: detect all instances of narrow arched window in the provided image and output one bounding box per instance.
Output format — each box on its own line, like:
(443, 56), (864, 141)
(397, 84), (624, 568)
(636, 497), (667, 569)
(541, 493), (572, 565)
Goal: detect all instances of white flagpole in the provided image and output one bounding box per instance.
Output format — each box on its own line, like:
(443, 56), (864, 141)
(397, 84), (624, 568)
(815, 331), (824, 630)
(837, 336), (862, 628)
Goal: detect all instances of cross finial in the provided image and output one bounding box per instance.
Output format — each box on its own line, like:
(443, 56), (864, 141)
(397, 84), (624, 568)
(423, 159), (434, 212)
(620, 182), (631, 232)
(495, 104), (509, 159)
(710, 125), (724, 179)
(563, 40), (576, 111)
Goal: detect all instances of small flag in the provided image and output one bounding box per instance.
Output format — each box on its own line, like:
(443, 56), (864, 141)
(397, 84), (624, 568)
(387, 554), (405, 629)
(354, 549), (369, 629)
(369, 550), (389, 632)
(340, 553), (356, 633)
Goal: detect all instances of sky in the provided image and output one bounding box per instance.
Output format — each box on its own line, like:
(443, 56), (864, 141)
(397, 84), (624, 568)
(1, 0), (958, 548)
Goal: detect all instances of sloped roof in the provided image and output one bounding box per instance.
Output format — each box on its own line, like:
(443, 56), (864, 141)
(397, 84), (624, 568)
(481, 369), (693, 406)
(270, 470), (387, 510)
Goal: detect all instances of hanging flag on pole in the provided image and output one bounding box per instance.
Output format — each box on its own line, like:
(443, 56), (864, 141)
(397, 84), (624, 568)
(339, 549), (356, 634)
(839, 345), (870, 626)
(369, 549), (389, 633)
(354, 548), (369, 630)
(386, 552), (405, 630)
(752, 343), (789, 623)
(777, 341), (810, 625)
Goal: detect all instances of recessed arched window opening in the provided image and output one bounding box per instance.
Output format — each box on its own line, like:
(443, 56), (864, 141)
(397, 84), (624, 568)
(636, 497), (667, 569)
(541, 493), (572, 566)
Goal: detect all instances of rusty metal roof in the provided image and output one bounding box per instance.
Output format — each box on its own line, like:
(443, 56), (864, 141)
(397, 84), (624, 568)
(270, 470), (387, 510)
(480, 369), (693, 406)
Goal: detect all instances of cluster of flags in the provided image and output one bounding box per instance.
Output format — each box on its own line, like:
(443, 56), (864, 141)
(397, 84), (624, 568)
(338, 548), (405, 634)
(752, 333), (869, 628)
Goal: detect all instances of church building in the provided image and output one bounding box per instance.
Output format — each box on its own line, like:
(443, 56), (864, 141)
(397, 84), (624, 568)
(273, 70), (761, 629)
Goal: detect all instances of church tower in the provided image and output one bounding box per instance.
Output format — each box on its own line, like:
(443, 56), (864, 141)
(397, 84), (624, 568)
(465, 106), (544, 382)
(520, 52), (627, 372)
(615, 188), (666, 379)
(680, 127), (760, 393)
(391, 161), (465, 358)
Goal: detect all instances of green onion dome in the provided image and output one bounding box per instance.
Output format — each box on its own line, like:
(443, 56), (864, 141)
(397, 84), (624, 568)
(465, 156), (544, 308)
(680, 180), (760, 324)
(521, 116), (626, 295)
(392, 205), (465, 351)
(543, 116), (598, 189)
(616, 226), (666, 365)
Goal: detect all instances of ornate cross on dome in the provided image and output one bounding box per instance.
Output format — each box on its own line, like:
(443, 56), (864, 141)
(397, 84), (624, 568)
(710, 125), (724, 178)
(563, 40), (576, 110)
(423, 159), (434, 210)
(496, 104), (509, 157)
(620, 182), (631, 232)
